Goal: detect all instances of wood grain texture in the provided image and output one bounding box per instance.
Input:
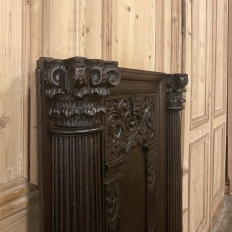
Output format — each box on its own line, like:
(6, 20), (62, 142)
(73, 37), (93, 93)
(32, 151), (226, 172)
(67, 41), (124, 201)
(212, 0), (227, 118)
(182, 0), (228, 231)
(212, 123), (226, 215)
(0, 203), (39, 232)
(227, 0), (232, 194)
(190, 0), (209, 129)
(0, 178), (39, 221)
(0, 0), (23, 184)
(111, 0), (156, 71)
(189, 134), (209, 232)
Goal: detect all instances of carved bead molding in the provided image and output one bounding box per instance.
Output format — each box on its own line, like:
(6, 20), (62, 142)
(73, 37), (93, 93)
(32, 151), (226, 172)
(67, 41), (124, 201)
(166, 73), (188, 110)
(107, 96), (157, 160)
(42, 57), (121, 127)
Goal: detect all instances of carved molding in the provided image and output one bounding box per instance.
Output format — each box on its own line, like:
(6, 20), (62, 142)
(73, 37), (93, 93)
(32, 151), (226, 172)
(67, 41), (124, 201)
(107, 96), (156, 160)
(166, 74), (188, 110)
(42, 57), (121, 127)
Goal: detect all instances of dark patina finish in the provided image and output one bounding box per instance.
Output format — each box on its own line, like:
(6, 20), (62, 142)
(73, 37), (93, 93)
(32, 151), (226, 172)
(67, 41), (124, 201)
(37, 56), (188, 232)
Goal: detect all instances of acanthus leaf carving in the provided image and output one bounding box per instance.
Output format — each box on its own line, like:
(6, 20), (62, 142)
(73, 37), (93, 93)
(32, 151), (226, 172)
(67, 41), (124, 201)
(166, 73), (188, 110)
(107, 96), (157, 160)
(41, 57), (121, 127)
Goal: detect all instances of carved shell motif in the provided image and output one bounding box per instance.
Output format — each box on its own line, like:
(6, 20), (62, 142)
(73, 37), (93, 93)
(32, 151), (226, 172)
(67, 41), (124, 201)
(107, 96), (156, 160)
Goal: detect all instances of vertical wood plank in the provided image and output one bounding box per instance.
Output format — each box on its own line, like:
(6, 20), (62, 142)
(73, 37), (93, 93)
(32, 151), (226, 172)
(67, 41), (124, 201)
(163, 0), (172, 73)
(155, 1), (164, 72)
(171, 0), (182, 73)
(75, 0), (103, 59)
(227, 0), (232, 194)
(0, 0), (23, 184)
(29, 0), (43, 185)
(111, 0), (156, 71)
(22, 0), (31, 180)
(45, 0), (76, 58)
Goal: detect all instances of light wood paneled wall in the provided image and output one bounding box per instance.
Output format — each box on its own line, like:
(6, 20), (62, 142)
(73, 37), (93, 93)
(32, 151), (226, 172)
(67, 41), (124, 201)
(0, 0), (24, 184)
(182, 0), (228, 231)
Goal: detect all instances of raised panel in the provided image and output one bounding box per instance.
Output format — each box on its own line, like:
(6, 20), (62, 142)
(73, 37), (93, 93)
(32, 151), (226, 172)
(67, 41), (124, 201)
(189, 134), (209, 232)
(0, 0), (23, 184)
(190, 0), (209, 129)
(212, 123), (226, 214)
(213, 0), (227, 118)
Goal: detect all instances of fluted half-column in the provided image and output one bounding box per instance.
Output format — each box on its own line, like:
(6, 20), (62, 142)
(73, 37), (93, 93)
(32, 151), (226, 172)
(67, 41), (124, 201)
(36, 57), (121, 231)
(166, 73), (188, 232)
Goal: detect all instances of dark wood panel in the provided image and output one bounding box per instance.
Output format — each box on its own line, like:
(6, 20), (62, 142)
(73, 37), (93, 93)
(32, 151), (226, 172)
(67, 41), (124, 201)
(36, 56), (188, 232)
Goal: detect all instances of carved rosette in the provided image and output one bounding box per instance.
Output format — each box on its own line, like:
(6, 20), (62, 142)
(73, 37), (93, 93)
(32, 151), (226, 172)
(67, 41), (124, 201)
(43, 57), (121, 127)
(107, 96), (156, 160)
(166, 74), (188, 110)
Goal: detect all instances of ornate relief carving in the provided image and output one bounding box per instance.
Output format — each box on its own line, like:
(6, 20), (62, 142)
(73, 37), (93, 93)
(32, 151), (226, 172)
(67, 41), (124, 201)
(166, 74), (188, 110)
(107, 96), (156, 159)
(147, 155), (157, 192)
(106, 183), (120, 218)
(105, 182), (120, 232)
(42, 57), (121, 127)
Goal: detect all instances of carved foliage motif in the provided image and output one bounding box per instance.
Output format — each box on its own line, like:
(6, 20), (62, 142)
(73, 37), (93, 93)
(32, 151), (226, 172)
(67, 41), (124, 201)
(147, 155), (157, 192)
(107, 96), (156, 159)
(42, 57), (121, 127)
(166, 74), (188, 110)
(106, 182), (120, 232)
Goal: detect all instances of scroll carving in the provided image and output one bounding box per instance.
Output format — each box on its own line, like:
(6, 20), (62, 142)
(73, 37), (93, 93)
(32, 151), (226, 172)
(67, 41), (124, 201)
(107, 96), (156, 159)
(166, 74), (188, 110)
(43, 57), (121, 127)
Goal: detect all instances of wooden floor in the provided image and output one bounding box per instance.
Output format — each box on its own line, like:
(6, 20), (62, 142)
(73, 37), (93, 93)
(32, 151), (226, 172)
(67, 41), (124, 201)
(0, 178), (39, 232)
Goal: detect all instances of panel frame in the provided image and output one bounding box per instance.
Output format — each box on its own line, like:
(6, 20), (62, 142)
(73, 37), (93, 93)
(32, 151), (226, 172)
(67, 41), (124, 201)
(211, 123), (226, 216)
(188, 133), (209, 232)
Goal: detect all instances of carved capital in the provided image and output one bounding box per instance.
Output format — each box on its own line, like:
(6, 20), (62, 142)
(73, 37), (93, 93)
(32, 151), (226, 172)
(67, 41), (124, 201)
(41, 57), (121, 127)
(166, 73), (188, 110)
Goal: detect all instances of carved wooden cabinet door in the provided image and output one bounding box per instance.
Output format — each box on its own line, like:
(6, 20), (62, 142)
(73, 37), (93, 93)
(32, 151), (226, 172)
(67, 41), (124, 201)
(103, 68), (167, 232)
(36, 57), (167, 232)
